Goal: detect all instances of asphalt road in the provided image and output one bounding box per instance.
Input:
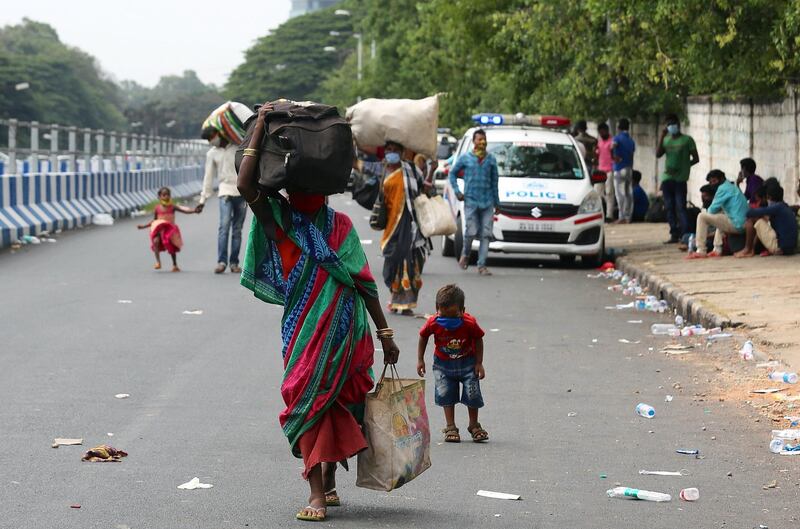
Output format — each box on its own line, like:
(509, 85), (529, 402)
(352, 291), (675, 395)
(1, 194), (798, 529)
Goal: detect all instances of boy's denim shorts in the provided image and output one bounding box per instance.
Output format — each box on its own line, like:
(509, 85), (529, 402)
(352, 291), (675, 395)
(432, 355), (484, 409)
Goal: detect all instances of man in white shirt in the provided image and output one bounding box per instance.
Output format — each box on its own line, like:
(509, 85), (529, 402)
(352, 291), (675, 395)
(197, 127), (247, 274)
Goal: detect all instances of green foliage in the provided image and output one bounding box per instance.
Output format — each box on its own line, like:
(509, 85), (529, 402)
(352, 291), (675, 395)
(121, 70), (225, 138)
(225, 4), (358, 108)
(0, 19), (128, 129)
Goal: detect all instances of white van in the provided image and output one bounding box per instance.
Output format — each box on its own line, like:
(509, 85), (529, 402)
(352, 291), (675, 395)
(441, 114), (606, 266)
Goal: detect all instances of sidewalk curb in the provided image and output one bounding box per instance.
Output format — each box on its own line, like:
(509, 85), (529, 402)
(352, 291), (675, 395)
(614, 255), (733, 330)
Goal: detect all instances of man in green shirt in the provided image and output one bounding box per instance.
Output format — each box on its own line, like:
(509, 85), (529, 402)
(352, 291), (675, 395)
(656, 113), (700, 243)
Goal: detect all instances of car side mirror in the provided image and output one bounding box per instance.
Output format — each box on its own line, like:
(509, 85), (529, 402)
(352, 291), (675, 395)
(591, 170), (607, 184)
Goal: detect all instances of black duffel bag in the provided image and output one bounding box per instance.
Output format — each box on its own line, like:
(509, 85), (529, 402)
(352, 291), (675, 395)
(235, 100), (353, 195)
(352, 169), (381, 210)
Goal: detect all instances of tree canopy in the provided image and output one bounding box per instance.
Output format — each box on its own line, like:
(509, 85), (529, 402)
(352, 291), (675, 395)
(0, 19), (127, 129)
(228, 0), (800, 134)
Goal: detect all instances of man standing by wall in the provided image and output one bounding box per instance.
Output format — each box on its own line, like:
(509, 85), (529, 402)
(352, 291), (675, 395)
(611, 118), (636, 223)
(449, 129), (499, 276)
(595, 123), (615, 220)
(197, 127), (247, 274)
(574, 120), (597, 173)
(656, 113), (700, 244)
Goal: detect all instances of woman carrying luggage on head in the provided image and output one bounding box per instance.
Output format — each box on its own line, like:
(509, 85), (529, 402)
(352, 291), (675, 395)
(236, 102), (401, 523)
(375, 141), (431, 315)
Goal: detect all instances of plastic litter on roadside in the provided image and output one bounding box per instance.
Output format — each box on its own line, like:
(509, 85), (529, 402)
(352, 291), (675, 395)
(117, 300), (133, 304)
(606, 486), (671, 502)
(477, 490), (521, 500)
(52, 438), (83, 448)
(768, 371), (798, 384)
(664, 395), (674, 402)
(751, 388), (784, 394)
(676, 449), (700, 456)
(635, 403), (655, 418)
(679, 487), (700, 501)
(178, 477), (213, 490)
(114, 393), (130, 399)
(92, 213), (114, 226)
(740, 340), (754, 360)
(639, 469), (688, 476)
(182, 310), (204, 315)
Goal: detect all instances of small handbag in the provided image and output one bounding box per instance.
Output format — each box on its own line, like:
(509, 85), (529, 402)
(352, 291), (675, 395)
(369, 191), (388, 230)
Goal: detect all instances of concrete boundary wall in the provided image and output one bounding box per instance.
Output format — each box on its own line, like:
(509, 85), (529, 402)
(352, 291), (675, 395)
(0, 167), (203, 247)
(626, 92), (800, 206)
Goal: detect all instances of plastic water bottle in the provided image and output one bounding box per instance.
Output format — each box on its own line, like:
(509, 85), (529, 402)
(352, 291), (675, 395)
(687, 234), (697, 253)
(770, 438), (785, 453)
(675, 315), (684, 328)
(635, 403), (655, 418)
(657, 300), (669, 313)
(651, 324), (677, 335)
(740, 340), (754, 361)
(769, 371), (799, 384)
(606, 486), (671, 502)
(706, 333), (733, 342)
(679, 488), (700, 501)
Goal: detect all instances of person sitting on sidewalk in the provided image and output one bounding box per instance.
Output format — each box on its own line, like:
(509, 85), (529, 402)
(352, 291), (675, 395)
(735, 184), (798, 257)
(686, 170), (749, 259)
(631, 170), (649, 222)
(737, 157), (764, 207)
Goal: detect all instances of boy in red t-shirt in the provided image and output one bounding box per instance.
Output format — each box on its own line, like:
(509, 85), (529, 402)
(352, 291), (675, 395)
(418, 284), (488, 443)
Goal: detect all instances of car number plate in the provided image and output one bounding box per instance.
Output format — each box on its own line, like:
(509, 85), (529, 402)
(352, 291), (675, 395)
(518, 222), (554, 232)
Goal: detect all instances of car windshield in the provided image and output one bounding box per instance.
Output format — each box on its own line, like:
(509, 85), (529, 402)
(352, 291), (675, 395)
(436, 142), (454, 160)
(487, 141), (584, 179)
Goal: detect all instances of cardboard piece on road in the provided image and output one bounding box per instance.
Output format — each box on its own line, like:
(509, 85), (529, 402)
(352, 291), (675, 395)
(52, 438), (83, 448)
(477, 490), (522, 500)
(178, 477), (213, 490)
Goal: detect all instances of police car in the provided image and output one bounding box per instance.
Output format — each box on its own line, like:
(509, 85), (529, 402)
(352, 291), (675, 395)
(441, 113), (606, 266)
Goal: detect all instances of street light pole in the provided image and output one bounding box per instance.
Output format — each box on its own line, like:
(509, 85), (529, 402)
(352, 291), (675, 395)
(355, 33), (363, 103)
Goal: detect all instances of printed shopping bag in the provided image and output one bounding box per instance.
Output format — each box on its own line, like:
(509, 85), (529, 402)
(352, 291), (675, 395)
(356, 365), (431, 491)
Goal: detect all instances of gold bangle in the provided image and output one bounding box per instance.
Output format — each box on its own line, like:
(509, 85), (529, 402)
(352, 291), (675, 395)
(246, 189), (262, 205)
(243, 148), (259, 156)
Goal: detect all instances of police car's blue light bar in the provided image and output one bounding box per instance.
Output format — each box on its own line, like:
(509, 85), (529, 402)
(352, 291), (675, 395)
(472, 113), (504, 126)
(472, 113), (571, 128)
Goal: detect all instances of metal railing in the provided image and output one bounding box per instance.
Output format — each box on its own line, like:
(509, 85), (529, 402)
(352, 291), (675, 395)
(0, 118), (207, 175)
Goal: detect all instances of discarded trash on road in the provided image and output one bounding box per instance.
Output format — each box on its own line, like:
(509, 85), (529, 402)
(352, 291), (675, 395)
(81, 444), (127, 462)
(70, 504), (81, 509)
(768, 371), (798, 384)
(476, 490), (521, 500)
(664, 395), (674, 402)
(751, 388), (784, 394)
(740, 340), (754, 360)
(770, 429), (800, 454)
(606, 486), (671, 502)
(114, 393), (130, 399)
(639, 469), (688, 476)
(92, 213), (114, 226)
(178, 477), (214, 490)
(117, 300), (133, 304)
(676, 449), (700, 456)
(52, 438), (83, 448)
(567, 412), (577, 417)
(679, 487), (699, 501)
(635, 403), (655, 418)
(182, 310), (204, 315)
(20, 235), (41, 245)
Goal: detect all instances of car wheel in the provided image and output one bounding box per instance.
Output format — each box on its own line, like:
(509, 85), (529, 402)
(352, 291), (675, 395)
(559, 254), (576, 266)
(581, 237), (606, 268)
(442, 235), (455, 257)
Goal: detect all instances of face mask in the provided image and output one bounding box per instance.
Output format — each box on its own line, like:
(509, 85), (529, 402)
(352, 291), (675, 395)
(667, 124), (679, 135)
(435, 316), (464, 330)
(210, 136), (222, 148)
(384, 152), (401, 164)
(159, 197), (172, 206)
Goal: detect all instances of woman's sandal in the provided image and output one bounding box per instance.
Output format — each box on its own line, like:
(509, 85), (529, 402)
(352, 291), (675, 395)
(296, 505), (326, 522)
(468, 423), (489, 442)
(153, 262), (161, 270)
(325, 489), (340, 507)
(443, 425), (460, 443)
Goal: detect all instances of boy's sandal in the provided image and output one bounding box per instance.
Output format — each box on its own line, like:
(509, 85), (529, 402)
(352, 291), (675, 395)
(296, 506), (326, 522)
(478, 266), (492, 276)
(442, 425), (460, 443)
(468, 423), (489, 442)
(324, 489), (340, 507)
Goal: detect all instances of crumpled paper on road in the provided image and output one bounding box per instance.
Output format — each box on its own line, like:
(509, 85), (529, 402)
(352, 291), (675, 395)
(81, 444), (128, 462)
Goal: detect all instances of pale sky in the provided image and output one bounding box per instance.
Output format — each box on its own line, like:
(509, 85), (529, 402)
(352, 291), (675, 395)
(0, 0), (291, 87)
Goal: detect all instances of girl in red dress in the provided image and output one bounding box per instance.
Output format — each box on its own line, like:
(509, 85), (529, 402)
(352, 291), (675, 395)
(137, 187), (197, 271)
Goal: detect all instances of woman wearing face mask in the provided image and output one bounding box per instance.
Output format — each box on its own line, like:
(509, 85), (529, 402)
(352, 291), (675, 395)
(377, 141), (430, 315)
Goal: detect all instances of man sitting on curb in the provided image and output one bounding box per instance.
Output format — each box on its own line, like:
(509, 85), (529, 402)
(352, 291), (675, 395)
(735, 183), (797, 257)
(686, 170), (749, 259)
